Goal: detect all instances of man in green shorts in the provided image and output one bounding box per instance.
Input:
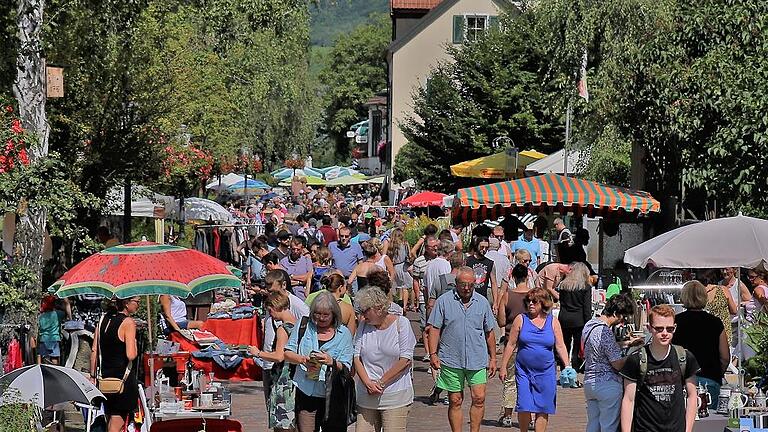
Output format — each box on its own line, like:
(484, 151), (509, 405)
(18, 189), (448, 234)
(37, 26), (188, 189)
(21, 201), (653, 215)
(428, 266), (497, 432)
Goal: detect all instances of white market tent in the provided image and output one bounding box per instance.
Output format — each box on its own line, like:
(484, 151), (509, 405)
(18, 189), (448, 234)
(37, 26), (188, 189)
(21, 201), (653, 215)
(525, 148), (585, 175)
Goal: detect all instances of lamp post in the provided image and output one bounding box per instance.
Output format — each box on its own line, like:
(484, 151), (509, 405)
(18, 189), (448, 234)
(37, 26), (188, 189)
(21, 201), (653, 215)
(492, 136), (518, 179)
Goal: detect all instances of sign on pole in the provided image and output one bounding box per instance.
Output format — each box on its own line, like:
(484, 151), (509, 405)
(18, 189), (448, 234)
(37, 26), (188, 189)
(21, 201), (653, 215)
(46, 66), (64, 98)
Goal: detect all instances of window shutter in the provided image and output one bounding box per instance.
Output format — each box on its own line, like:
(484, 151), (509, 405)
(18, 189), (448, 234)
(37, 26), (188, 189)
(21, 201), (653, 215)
(489, 15), (499, 29)
(452, 15), (464, 44)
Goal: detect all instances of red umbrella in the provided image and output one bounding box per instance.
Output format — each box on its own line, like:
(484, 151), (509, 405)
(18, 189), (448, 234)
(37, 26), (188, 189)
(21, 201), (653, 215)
(50, 241), (242, 299)
(399, 191), (447, 207)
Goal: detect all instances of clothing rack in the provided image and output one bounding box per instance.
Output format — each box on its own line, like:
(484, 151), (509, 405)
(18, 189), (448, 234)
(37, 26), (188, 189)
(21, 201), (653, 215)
(194, 223), (265, 229)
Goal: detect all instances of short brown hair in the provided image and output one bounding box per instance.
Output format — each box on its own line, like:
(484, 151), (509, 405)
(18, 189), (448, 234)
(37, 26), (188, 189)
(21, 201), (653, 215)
(265, 291), (290, 311)
(648, 304), (676, 325)
(681, 280), (707, 309)
(524, 287), (553, 312)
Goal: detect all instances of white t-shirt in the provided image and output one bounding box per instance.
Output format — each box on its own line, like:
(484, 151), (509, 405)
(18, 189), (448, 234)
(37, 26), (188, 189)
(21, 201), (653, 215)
(354, 316), (416, 409)
(485, 250), (511, 286)
(262, 293), (309, 370)
(424, 257), (451, 302)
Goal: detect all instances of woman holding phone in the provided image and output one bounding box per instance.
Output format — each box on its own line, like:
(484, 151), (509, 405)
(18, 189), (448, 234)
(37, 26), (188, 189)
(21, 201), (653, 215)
(285, 291), (354, 432)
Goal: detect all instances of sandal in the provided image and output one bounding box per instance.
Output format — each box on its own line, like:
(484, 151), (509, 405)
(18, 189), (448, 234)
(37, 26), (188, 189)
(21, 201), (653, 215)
(498, 416), (514, 428)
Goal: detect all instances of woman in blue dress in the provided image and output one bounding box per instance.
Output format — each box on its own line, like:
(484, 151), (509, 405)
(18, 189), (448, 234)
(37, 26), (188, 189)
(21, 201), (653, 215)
(499, 287), (571, 432)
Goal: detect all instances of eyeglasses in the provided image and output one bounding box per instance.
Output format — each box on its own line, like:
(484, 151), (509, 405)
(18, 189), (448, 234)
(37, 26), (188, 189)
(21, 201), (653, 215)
(748, 274), (758, 280)
(651, 325), (676, 334)
(456, 281), (473, 288)
(339, 235), (350, 239)
(519, 259), (531, 264)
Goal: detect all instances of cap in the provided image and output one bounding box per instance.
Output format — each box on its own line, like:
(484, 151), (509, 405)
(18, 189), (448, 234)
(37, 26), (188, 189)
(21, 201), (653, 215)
(488, 237), (501, 250)
(364, 212), (373, 219)
(524, 221), (535, 230)
(277, 230), (291, 240)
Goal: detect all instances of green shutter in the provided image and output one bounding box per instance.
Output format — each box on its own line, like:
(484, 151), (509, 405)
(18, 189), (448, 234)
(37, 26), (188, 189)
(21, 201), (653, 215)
(452, 15), (464, 44)
(489, 15), (499, 29)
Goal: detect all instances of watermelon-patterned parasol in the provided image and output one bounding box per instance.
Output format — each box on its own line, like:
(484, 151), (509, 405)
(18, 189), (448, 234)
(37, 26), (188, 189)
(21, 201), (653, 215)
(49, 241), (242, 299)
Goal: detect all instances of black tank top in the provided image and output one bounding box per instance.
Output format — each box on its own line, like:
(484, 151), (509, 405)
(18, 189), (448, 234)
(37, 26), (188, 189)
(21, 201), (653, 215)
(99, 312), (130, 378)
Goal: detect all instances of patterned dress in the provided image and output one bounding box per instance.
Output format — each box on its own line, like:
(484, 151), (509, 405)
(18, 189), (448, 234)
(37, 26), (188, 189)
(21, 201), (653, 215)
(706, 285), (731, 345)
(269, 322), (296, 430)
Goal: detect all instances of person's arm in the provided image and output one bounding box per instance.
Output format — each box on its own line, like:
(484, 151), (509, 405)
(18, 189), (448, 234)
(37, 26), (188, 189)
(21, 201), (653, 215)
(485, 328), (497, 378)
(755, 286), (768, 306)
(251, 325), (290, 363)
(620, 379), (636, 432)
(739, 281), (753, 303)
(428, 325), (441, 370)
(381, 239), (390, 256)
(499, 315), (522, 381)
(685, 377), (698, 432)
(583, 287), (593, 324)
(89, 317), (101, 381)
(413, 277), (422, 310)
(122, 318), (138, 361)
(283, 324), (309, 365)
(347, 264), (359, 287)
(718, 329), (730, 374)
(544, 278), (560, 301)
(159, 295), (181, 332)
(409, 236), (424, 261)
(354, 355), (383, 395)
(292, 268), (312, 284)
(384, 255), (396, 283)
(489, 270), (500, 314)
(551, 318), (571, 368)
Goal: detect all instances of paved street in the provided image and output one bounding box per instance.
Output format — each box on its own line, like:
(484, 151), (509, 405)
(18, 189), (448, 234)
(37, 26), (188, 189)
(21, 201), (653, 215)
(231, 312), (588, 431)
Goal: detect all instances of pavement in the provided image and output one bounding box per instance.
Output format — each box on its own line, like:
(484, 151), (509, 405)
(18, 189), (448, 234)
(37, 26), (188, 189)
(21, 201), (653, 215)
(230, 311), (589, 431)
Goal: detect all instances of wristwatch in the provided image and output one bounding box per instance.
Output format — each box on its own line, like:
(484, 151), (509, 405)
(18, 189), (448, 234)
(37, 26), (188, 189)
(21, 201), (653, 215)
(376, 379), (386, 388)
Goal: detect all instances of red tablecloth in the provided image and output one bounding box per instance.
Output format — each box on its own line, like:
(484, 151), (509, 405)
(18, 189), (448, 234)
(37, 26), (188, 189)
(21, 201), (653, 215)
(168, 316), (263, 381)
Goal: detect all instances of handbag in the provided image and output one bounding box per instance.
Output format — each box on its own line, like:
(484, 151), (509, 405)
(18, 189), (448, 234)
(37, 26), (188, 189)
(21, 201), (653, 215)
(323, 362), (357, 427)
(96, 316), (133, 394)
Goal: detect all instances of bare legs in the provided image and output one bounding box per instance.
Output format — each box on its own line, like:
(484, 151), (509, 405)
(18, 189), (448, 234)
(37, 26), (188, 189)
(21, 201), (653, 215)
(518, 412), (549, 432)
(447, 385), (487, 432)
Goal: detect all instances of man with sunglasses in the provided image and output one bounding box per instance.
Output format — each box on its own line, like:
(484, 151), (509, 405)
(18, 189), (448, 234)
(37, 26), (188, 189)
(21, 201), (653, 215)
(620, 304), (699, 432)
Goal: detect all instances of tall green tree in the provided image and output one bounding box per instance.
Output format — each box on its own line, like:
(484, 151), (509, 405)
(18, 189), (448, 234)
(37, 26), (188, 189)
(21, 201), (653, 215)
(319, 13), (390, 159)
(395, 12), (564, 192)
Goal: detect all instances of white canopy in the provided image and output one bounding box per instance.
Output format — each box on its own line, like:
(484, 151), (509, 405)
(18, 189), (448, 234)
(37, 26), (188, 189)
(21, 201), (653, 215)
(624, 214), (768, 269)
(205, 173), (247, 191)
(167, 197), (234, 223)
(106, 185), (173, 218)
(525, 148), (585, 175)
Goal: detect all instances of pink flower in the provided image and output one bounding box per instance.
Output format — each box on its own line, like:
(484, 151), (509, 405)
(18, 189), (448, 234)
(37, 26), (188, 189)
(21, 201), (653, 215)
(4, 105), (12, 113)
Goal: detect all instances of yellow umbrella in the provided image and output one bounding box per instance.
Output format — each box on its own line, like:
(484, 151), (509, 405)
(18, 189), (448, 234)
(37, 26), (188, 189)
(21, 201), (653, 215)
(450, 150), (547, 179)
(278, 175), (327, 187)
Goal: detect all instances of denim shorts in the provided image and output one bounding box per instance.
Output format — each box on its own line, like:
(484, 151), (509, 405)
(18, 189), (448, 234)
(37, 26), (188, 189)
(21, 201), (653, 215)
(38, 341), (60, 358)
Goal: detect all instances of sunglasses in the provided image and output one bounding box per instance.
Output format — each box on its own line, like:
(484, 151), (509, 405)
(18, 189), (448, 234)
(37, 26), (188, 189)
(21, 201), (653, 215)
(339, 235), (350, 239)
(651, 325), (676, 334)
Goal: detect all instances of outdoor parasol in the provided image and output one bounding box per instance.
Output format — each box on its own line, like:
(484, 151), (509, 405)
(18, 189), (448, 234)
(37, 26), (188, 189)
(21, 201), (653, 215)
(623, 213), (768, 387)
(0, 364), (104, 409)
(49, 241), (243, 399)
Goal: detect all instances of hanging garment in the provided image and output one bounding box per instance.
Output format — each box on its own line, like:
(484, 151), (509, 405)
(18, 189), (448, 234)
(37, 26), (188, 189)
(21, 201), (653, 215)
(4, 337), (22, 373)
(219, 229), (233, 264)
(212, 228), (221, 258)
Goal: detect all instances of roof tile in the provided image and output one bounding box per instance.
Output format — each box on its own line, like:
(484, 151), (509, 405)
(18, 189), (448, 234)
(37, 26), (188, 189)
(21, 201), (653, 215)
(391, 0), (443, 10)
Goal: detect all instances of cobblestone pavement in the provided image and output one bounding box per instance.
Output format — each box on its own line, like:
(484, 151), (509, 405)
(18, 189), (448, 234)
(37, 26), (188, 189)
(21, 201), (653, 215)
(230, 312), (589, 431)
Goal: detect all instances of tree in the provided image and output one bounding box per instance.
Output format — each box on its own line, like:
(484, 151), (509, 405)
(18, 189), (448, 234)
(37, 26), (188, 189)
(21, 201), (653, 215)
(535, 0), (768, 217)
(395, 12), (564, 192)
(319, 13), (390, 159)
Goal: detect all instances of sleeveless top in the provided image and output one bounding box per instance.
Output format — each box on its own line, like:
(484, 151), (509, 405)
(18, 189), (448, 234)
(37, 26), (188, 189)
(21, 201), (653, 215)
(505, 291), (528, 333)
(160, 295), (187, 331)
(100, 312), (130, 378)
(375, 255), (387, 270)
(706, 285), (731, 344)
(390, 244), (408, 265)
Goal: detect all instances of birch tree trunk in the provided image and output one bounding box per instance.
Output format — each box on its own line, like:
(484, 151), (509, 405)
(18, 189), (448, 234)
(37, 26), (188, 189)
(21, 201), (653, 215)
(13, 0), (49, 299)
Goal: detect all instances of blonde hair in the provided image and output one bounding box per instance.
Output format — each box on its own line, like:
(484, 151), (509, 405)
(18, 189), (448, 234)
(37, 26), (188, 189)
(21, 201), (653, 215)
(557, 262), (591, 291)
(681, 280), (708, 309)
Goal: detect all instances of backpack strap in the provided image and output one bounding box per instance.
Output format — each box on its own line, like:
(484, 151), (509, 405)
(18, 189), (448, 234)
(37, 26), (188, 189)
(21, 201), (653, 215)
(673, 344), (687, 380)
(289, 316), (310, 377)
(638, 345), (687, 386)
(638, 345), (648, 385)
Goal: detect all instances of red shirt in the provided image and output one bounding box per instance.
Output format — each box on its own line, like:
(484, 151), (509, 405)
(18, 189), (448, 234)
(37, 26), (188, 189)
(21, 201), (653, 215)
(318, 225), (337, 246)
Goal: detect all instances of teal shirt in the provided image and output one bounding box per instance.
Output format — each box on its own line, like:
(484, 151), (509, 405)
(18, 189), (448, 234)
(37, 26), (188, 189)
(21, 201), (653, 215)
(285, 322), (353, 398)
(38, 310), (65, 342)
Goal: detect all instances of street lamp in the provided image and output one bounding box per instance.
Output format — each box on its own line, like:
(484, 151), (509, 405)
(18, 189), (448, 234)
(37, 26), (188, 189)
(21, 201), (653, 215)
(241, 145), (251, 203)
(492, 136), (518, 179)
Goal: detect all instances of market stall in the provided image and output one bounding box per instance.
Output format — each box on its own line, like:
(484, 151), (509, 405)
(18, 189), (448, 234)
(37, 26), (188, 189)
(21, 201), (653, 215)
(624, 214), (768, 429)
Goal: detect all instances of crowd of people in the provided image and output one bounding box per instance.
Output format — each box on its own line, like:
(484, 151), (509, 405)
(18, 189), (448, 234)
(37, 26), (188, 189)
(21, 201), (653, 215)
(32, 185), (768, 432)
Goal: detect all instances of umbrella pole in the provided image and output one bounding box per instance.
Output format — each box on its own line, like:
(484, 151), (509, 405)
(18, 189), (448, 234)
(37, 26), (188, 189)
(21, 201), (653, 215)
(147, 296), (156, 408)
(737, 267), (744, 389)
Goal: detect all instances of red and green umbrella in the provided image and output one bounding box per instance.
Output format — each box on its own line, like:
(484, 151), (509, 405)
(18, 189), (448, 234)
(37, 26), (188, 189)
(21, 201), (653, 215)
(49, 241), (242, 299)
